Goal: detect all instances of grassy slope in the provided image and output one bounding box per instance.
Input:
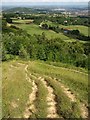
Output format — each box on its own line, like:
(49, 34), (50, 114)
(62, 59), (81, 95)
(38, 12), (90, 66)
(41, 20), (88, 37)
(45, 61), (88, 73)
(29, 74), (48, 118)
(44, 77), (81, 118)
(14, 23), (70, 40)
(59, 25), (88, 36)
(13, 19), (33, 24)
(2, 60), (88, 118)
(2, 61), (32, 118)
(27, 60), (88, 105)
(12, 20), (88, 43)
(12, 19), (77, 41)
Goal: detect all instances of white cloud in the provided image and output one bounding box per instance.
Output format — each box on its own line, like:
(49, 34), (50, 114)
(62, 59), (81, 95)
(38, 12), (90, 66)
(2, 0), (89, 2)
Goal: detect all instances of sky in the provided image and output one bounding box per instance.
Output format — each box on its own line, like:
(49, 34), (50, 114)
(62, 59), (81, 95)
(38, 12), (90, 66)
(2, 0), (89, 2)
(1, 0), (89, 7)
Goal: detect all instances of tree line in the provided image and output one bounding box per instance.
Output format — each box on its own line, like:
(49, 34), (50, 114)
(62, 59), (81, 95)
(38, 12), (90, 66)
(40, 23), (90, 41)
(2, 20), (89, 68)
(3, 13), (89, 26)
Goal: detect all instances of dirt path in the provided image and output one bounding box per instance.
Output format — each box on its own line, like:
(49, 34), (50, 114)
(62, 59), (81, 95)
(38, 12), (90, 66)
(38, 77), (59, 118)
(17, 63), (88, 118)
(53, 78), (76, 102)
(17, 63), (25, 66)
(23, 65), (38, 118)
(23, 80), (38, 118)
(10, 64), (18, 69)
(80, 104), (88, 118)
(52, 77), (88, 118)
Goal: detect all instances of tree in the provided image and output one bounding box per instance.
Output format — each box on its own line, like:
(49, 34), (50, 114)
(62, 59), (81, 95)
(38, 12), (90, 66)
(71, 30), (80, 35)
(2, 20), (7, 28)
(42, 23), (48, 29)
(6, 17), (12, 23)
(19, 45), (29, 59)
(36, 45), (47, 61)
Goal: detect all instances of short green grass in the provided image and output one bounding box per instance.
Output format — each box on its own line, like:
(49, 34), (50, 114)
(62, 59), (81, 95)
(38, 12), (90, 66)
(2, 60), (88, 118)
(13, 19), (33, 24)
(44, 76), (81, 118)
(29, 74), (48, 118)
(41, 20), (88, 37)
(27, 70), (82, 118)
(12, 19), (73, 41)
(12, 20), (88, 43)
(29, 73), (81, 118)
(59, 25), (88, 36)
(27, 60), (88, 105)
(2, 61), (32, 118)
(14, 23), (70, 40)
(45, 61), (88, 73)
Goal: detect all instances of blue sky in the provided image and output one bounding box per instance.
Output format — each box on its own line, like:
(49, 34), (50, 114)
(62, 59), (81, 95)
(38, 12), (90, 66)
(2, 0), (89, 2)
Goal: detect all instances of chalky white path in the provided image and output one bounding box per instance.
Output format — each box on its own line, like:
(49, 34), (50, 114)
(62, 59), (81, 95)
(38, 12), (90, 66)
(39, 77), (59, 118)
(23, 65), (37, 118)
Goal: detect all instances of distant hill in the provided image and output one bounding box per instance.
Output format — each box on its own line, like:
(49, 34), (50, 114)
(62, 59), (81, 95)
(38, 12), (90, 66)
(2, 2), (88, 13)
(2, 7), (32, 14)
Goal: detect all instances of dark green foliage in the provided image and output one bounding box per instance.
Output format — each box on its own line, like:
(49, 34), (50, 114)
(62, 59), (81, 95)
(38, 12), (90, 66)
(41, 23), (48, 29)
(71, 30), (80, 35)
(6, 17), (12, 23)
(2, 20), (7, 28)
(2, 22), (89, 68)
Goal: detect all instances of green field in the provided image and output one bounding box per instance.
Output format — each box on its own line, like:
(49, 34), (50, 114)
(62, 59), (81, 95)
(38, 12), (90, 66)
(14, 23), (70, 40)
(2, 60), (88, 119)
(12, 22), (80, 43)
(12, 19), (88, 43)
(13, 19), (34, 24)
(39, 20), (88, 37)
(59, 25), (88, 36)
(41, 20), (88, 36)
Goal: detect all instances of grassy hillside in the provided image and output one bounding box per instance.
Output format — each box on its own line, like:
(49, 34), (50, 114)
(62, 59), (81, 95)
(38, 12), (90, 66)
(12, 19), (88, 43)
(59, 25), (88, 37)
(12, 19), (70, 40)
(2, 61), (32, 118)
(13, 23), (70, 40)
(2, 60), (88, 119)
(13, 19), (34, 24)
(41, 20), (88, 37)
(27, 60), (88, 105)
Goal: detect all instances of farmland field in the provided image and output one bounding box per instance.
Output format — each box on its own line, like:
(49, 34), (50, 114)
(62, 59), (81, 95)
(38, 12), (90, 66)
(12, 19), (88, 43)
(2, 60), (88, 119)
(14, 23), (70, 40)
(12, 21), (81, 43)
(38, 20), (88, 36)
(59, 25), (88, 36)
(13, 19), (34, 24)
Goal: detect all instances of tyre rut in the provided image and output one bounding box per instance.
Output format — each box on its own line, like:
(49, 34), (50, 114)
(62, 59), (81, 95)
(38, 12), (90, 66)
(38, 77), (60, 118)
(23, 65), (38, 118)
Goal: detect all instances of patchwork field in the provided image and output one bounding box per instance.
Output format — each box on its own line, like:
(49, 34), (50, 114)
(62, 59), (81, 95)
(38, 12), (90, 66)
(2, 60), (88, 119)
